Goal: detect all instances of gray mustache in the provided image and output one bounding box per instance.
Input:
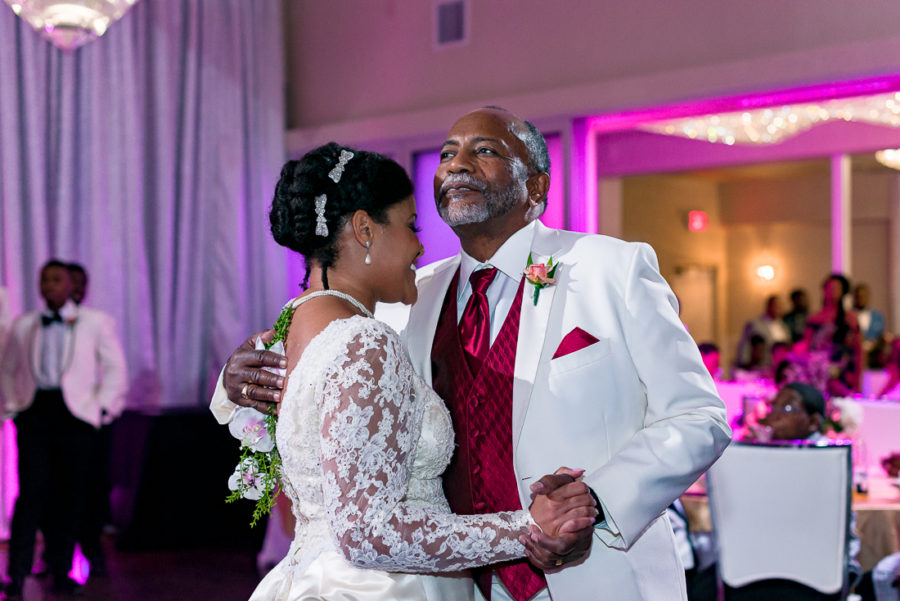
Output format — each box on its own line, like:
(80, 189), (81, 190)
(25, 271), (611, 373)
(441, 174), (486, 196)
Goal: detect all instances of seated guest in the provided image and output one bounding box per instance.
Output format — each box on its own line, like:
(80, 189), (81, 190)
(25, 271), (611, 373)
(783, 288), (810, 343)
(668, 498), (717, 601)
(804, 273), (862, 395)
(854, 452), (900, 601)
(741, 382), (826, 443)
(698, 342), (722, 381)
(878, 339), (900, 399)
(734, 334), (768, 379)
(853, 283), (886, 354)
(742, 382), (862, 595)
(736, 295), (791, 370)
(767, 341), (791, 381)
(872, 553), (900, 601)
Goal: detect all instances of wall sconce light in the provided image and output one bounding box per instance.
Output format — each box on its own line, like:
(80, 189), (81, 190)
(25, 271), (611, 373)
(687, 210), (708, 232)
(756, 264), (775, 281)
(875, 148), (900, 170)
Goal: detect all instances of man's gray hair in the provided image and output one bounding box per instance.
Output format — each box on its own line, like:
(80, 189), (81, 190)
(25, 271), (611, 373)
(519, 119), (550, 176)
(483, 105), (550, 176)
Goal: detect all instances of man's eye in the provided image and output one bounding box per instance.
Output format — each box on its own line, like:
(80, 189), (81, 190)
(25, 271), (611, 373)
(440, 151), (454, 160)
(476, 147), (495, 155)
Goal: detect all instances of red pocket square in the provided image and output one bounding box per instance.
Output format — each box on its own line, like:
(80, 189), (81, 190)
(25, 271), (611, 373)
(552, 327), (600, 359)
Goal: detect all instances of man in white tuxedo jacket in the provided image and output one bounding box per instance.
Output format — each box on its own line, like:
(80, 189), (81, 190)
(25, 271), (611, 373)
(215, 108), (730, 601)
(0, 260), (127, 595)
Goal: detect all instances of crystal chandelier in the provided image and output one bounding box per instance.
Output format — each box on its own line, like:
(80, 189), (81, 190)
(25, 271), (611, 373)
(4, 0), (139, 51)
(640, 92), (900, 146)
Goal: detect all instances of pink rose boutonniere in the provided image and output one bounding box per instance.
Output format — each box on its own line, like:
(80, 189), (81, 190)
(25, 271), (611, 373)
(523, 252), (558, 306)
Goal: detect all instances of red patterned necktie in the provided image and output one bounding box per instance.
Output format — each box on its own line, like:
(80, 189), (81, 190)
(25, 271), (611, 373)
(458, 267), (498, 375)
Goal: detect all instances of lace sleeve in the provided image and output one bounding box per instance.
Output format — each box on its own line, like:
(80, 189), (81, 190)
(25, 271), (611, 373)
(318, 322), (531, 572)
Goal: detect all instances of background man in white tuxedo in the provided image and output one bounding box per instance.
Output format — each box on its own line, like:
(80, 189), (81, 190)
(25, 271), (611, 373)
(0, 260), (128, 597)
(66, 262), (117, 576)
(218, 108), (731, 601)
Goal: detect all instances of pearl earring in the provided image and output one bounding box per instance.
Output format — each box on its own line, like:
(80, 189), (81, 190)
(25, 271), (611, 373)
(365, 241), (372, 265)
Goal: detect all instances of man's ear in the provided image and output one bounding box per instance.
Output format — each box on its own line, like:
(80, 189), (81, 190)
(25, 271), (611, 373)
(526, 172), (550, 208)
(809, 414), (823, 434)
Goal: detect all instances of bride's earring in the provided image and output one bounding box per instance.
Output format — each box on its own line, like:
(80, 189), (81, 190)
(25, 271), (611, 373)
(365, 241), (372, 265)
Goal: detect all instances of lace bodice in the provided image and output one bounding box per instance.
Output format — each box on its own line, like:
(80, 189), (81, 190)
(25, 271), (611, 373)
(275, 311), (531, 574)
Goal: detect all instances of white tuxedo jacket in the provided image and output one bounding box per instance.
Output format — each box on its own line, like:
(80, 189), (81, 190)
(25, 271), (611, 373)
(209, 222), (730, 600)
(0, 306), (128, 428)
(380, 222), (731, 601)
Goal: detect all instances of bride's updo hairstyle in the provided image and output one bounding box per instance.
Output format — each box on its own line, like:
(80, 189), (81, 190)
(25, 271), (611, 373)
(270, 142), (414, 288)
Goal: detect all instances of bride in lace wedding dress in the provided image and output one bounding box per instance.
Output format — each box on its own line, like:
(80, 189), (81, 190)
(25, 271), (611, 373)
(245, 144), (596, 601)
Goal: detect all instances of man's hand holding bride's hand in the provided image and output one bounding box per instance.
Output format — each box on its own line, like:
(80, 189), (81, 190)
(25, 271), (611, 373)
(223, 329), (287, 413)
(523, 467), (597, 571)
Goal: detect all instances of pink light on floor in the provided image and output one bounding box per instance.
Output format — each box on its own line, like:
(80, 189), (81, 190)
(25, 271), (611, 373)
(70, 544), (90, 585)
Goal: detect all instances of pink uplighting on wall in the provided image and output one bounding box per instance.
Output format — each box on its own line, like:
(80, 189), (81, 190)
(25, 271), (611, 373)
(540, 134), (564, 230)
(412, 150), (461, 266)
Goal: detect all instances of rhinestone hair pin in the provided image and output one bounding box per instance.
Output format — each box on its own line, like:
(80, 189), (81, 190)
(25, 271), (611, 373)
(314, 194), (328, 236)
(328, 150), (355, 183)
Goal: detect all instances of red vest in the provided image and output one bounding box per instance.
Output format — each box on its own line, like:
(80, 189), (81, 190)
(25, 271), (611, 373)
(431, 269), (546, 601)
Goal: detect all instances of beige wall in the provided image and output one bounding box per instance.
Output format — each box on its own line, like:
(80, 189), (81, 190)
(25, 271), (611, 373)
(623, 167), (892, 368)
(284, 0), (900, 146)
(621, 175), (728, 350)
(722, 170), (891, 342)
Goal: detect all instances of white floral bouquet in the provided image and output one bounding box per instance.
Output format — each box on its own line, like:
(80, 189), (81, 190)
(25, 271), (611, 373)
(226, 304), (293, 526)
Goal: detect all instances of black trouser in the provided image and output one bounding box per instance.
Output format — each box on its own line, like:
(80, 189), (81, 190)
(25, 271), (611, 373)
(78, 424), (112, 560)
(8, 390), (97, 583)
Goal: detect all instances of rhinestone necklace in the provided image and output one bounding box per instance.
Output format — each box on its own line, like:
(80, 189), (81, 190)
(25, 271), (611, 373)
(291, 289), (374, 319)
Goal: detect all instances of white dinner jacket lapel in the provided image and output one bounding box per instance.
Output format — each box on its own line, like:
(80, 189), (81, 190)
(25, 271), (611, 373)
(512, 223), (562, 456)
(407, 256), (461, 384)
(27, 316), (43, 381)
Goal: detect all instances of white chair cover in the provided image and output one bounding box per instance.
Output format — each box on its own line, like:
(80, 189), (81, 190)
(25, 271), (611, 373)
(707, 441), (851, 595)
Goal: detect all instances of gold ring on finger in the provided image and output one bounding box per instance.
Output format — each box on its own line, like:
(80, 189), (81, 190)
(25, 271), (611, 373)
(241, 383), (250, 399)
(554, 559), (563, 567)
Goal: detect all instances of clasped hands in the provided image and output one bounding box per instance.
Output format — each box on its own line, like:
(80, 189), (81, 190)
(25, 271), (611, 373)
(525, 468), (597, 571)
(224, 330), (597, 571)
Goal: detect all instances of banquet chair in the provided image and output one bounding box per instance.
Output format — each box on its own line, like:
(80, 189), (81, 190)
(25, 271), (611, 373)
(707, 440), (852, 601)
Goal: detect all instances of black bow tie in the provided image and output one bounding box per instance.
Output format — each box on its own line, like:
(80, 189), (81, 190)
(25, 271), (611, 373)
(41, 313), (63, 326)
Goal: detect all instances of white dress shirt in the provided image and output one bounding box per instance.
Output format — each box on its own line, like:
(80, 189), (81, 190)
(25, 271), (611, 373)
(36, 300), (77, 389)
(456, 221), (536, 343)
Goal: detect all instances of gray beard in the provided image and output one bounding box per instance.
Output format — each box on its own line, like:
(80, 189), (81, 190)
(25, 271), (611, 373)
(438, 175), (527, 227)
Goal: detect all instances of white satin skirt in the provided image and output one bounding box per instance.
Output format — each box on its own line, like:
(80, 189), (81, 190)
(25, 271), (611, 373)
(249, 550), (474, 601)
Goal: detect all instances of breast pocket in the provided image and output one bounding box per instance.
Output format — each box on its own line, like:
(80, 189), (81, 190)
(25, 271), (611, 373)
(548, 337), (611, 376)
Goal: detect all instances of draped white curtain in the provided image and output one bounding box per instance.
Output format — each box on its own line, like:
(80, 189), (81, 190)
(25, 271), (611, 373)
(0, 1), (291, 408)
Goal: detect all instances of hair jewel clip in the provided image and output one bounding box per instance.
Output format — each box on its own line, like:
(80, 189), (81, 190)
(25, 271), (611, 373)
(328, 150), (354, 183)
(314, 194), (328, 236)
